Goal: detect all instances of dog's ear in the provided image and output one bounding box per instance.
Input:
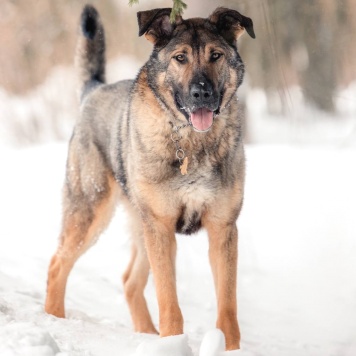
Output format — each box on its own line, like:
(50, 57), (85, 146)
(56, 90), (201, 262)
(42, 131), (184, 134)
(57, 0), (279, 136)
(137, 8), (180, 45)
(209, 7), (255, 46)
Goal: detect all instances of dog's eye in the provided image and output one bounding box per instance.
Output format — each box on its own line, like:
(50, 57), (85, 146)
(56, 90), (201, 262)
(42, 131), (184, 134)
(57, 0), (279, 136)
(174, 54), (187, 63)
(211, 52), (223, 62)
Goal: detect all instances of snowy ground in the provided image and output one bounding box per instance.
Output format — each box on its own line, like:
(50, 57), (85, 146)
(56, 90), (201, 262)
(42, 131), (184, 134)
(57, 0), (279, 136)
(0, 143), (356, 356)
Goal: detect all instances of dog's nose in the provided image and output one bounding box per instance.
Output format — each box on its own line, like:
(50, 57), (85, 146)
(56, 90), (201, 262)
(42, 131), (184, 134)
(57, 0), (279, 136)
(190, 83), (213, 103)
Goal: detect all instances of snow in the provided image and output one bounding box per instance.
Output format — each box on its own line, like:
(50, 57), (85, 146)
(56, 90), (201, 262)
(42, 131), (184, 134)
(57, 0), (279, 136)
(0, 323), (60, 356)
(245, 85), (356, 145)
(135, 334), (193, 356)
(199, 329), (226, 356)
(1, 143), (356, 355)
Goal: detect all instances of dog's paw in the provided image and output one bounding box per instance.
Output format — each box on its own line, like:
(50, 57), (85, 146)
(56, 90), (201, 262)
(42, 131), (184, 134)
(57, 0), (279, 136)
(135, 334), (193, 356)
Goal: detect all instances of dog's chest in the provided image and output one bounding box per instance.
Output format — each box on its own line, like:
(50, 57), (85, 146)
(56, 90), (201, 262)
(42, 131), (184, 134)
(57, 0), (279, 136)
(171, 163), (219, 235)
(172, 142), (226, 199)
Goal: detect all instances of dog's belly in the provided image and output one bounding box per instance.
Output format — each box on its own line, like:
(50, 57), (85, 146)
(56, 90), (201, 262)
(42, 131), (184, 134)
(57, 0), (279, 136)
(174, 176), (217, 235)
(176, 209), (201, 235)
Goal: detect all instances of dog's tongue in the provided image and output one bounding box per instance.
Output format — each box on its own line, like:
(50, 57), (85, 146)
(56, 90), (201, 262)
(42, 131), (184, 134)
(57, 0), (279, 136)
(190, 108), (213, 132)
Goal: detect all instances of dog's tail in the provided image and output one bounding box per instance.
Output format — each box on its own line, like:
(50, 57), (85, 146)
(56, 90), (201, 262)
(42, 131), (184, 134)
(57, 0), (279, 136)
(75, 5), (106, 98)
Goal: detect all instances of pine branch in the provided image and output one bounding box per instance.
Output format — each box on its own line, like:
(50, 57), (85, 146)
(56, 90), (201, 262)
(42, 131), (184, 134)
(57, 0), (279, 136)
(170, 0), (187, 22)
(128, 0), (187, 22)
(128, 0), (139, 6)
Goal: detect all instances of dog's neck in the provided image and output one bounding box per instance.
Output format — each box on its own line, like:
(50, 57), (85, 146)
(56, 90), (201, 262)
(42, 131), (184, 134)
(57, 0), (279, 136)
(169, 121), (191, 175)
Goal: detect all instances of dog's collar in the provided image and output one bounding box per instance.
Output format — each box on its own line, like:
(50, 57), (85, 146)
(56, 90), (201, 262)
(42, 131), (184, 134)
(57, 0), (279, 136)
(169, 121), (192, 175)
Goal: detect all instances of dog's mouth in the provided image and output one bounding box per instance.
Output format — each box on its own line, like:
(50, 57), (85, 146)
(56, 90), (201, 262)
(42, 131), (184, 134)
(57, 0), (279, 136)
(175, 94), (222, 133)
(190, 108), (214, 132)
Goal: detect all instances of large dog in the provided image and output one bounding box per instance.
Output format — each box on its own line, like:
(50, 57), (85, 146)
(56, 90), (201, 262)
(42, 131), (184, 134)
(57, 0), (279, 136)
(45, 5), (255, 350)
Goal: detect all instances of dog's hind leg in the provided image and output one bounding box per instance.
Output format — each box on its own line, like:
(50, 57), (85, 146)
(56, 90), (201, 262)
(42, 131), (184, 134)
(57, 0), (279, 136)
(45, 144), (118, 318)
(122, 209), (158, 334)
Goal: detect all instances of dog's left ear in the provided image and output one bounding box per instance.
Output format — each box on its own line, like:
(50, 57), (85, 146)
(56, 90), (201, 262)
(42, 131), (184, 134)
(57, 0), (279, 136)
(209, 7), (255, 46)
(137, 8), (181, 45)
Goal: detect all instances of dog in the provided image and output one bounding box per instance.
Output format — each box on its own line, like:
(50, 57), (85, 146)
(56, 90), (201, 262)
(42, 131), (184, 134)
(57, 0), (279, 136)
(45, 5), (255, 350)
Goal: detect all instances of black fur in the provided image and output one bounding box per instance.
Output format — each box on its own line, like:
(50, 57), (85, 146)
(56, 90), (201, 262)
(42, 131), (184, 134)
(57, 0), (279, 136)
(176, 210), (202, 235)
(81, 5), (99, 40)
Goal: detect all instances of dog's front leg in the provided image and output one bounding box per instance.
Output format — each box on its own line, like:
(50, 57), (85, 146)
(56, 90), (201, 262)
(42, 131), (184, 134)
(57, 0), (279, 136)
(143, 215), (183, 337)
(205, 220), (240, 350)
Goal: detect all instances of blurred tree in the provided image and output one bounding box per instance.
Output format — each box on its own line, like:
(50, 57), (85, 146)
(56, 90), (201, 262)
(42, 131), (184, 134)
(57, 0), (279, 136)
(234, 0), (356, 114)
(0, 0), (120, 94)
(297, 0), (336, 112)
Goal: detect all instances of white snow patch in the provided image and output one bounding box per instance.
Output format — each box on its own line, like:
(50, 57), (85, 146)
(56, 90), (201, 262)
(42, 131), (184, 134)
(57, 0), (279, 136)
(0, 323), (60, 356)
(246, 85), (356, 145)
(199, 329), (225, 356)
(0, 143), (356, 355)
(135, 334), (193, 356)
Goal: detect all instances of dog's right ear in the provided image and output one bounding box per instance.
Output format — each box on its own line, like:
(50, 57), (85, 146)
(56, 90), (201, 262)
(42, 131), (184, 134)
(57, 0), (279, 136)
(137, 8), (177, 45)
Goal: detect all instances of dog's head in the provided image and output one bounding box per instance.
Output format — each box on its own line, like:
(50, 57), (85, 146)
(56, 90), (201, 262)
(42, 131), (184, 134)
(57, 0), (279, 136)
(137, 7), (255, 132)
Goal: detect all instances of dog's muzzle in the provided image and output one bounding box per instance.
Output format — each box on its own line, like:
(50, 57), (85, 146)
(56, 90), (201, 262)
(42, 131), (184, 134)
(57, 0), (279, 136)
(175, 81), (222, 133)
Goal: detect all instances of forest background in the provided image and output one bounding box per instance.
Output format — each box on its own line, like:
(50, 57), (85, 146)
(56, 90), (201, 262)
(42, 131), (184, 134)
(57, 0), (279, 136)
(1, 0), (355, 146)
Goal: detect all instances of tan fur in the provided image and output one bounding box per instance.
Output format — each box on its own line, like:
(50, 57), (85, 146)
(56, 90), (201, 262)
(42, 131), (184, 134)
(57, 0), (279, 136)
(203, 181), (244, 349)
(122, 206), (158, 334)
(46, 171), (118, 317)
